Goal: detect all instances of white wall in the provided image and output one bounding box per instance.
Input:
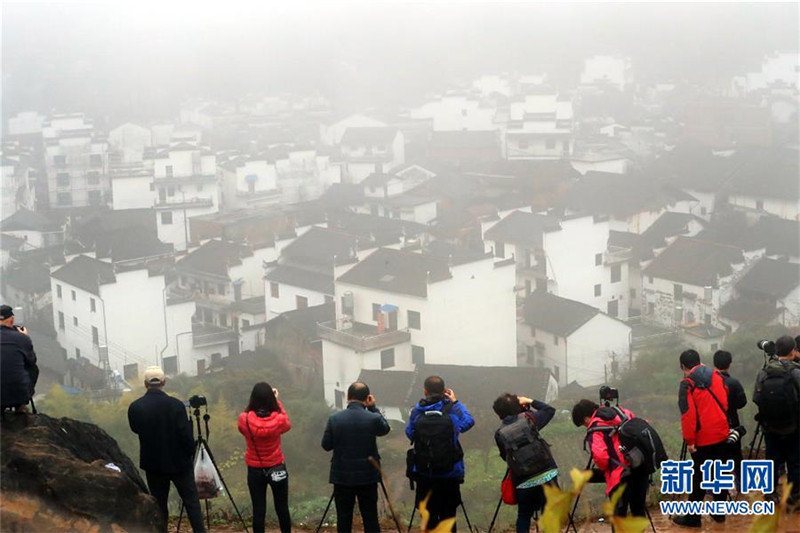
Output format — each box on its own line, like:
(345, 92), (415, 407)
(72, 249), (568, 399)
(580, 55), (631, 90)
(320, 115), (386, 146)
(7, 112), (45, 136)
(229, 245), (278, 299)
(109, 123), (152, 163)
(265, 281), (330, 319)
(571, 158), (629, 176)
(728, 194), (800, 221)
(112, 176), (154, 210)
(410, 96), (497, 132)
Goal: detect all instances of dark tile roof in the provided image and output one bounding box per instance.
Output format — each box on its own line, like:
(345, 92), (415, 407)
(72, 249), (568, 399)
(608, 230), (639, 249)
(650, 143), (739, 192)
(327, 212), (426, 243)
(4, 262), (51, 294)
(177, 240), (253, 279)
(423, 240), (491, 266)
(523, 290), (601, 337)
(483, 211), (560, 247)
(720, 298), (780, 324)
(0, 233), (26, 251)
(266, 302), (335, 340)
(337, 248), (452, 298)
(281, 227), (359, 268)
(357, 369), (417, 407)
(0, 209), (61, 232)
(361, 172), (397, 188)
(340, 127), (398, 146)
(266, 264), (334, 294)
(736, 258), (800, 299)
(634, 212), (705, 259)
(95, 229), (173, 263)
(229, 296), (267, 315)
(697, 214), (800, 259)
(643, 237), (744, 287)
(51, 255), (116, 295)
(727, 147), (799, 200)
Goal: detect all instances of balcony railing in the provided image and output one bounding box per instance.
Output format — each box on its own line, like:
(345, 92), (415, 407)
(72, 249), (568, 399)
(317, 319), (410, 352)
(154, 197), (214, 209)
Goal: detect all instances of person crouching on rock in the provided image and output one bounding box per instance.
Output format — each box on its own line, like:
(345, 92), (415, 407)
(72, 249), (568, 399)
(238, 382), (292, 533)
(0, 304), (39, 413)
(127, 366), (206, 532)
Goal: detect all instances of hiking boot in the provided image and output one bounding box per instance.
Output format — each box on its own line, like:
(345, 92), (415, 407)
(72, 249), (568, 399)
(671, 515), (702, 528)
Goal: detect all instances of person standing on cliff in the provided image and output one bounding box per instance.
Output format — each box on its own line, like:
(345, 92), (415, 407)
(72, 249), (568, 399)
(128, 366), (206, 532)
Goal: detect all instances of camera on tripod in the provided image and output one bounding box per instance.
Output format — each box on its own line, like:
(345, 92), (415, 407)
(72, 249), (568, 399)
(756, 339), (776, 357)
(188, 394), (207, 409)
(599, 385), (619, 404)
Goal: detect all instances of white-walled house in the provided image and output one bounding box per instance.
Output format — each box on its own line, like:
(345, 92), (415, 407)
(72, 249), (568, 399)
(269, 146), (340, 203)
(144, 142), (220, 251)
(43, 114), (110, 209)
(409, 94), (497, 132)
(720, 258), (800, 330)
(7, 112), (45, 136)
(504, 93), (575, 160)
(2, 147), (37, 218)
(109, 123), (153, 163)
(320, 114), (387, 146)
(580, 56), (632, 90)
(320, 247), (517, 406)
(356, 170), (438, 225)
(339, 128), (405, 184)
(0, 209), (64, 249)
(725, 149), (799, 221)
(110, 163), (155, 210)
(519, 290), (631, 387)
(218, 153), (280, 210)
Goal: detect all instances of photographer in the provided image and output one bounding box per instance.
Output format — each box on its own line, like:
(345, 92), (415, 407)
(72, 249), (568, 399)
(571, 399), (648, 518)
(753, 335), (800, 507)
(674, 349), (729, 528)
(0, 305), (39, 412)
(713, 350), (747, 490)
(238, 382), (291, 533)
(321, 382), (390, 533)
(493, 393), (557, 533)
(128, 367), (205, 532)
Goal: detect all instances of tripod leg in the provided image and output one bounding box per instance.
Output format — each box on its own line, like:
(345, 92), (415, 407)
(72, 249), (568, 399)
(378, 479), (404, 533)
(566, 492), (581, 533)
(200, 441), (250, 533)
(460, 502), (473, 533)
(176, 501), (185, 533)
(645, 506), (656, 533)
(316, 492), (335, 533)
(408, 506), (416, 531)
(487, 497), (503, 533)
(205, 500), (210, 532)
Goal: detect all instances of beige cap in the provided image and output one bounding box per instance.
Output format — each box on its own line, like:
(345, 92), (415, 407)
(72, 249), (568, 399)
(143, 366), (166, 384)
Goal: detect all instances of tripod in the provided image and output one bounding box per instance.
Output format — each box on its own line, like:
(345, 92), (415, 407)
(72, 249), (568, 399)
(747, 422), (764, 460)
(405, 488), (473, 533)
(314, 479), (403, 533)
(176, 405), (249, 533)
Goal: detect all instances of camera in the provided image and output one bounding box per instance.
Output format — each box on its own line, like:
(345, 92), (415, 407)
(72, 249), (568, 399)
(757, 340), (776, 357)
(188, 395), (207, 408)
(599, 385), (619, 403)
(727, 425), (747, 445)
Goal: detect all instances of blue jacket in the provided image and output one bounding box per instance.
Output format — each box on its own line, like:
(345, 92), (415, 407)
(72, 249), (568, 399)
(321, 402), (391, 486)
(405, 395), (475, 480)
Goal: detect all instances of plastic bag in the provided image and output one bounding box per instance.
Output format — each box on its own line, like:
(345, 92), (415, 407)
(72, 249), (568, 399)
(193, 442), (222, 499)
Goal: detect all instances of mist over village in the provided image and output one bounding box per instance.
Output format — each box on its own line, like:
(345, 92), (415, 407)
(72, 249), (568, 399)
(1, 2), (798, 532)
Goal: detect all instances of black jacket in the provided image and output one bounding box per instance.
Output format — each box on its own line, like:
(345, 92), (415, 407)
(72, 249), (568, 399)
(321, 402), (390, 486)
(128, 388), (195, 473)
(0, 325), (39, 408)
(719, 370), (747, 428)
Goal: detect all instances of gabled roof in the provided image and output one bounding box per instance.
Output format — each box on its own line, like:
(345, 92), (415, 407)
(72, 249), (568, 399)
(265, 302), (335, 341)
(736, 258), (800, 299)
(357, 369), (417, 407)
(0, 233), (26, 251)
(177, 240), (253, 279)
(336, 248), (452, 298)
(720, 298), (780, 325)
(635, 212), (704, 259)
(643, 237), (744, 287)
(4, 262), (51, 294)
(697, 215), (800, 259)
(523, 290), (603, 337)
(51, 255), (116, 295)
(0, 209), (62, 232)
(95, 229), (173, 263)
(281, 227), (359, 267)
(340, 127), (398, 146)
(651, 143), (739, 192)
(266, 265), (334, 294)
(483, 211), (560, 247)
(727, 147), (799, 200)
(327, 212), (426, 243)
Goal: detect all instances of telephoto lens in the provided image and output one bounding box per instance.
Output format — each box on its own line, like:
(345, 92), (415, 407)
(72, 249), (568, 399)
(726, 425), (747, 445)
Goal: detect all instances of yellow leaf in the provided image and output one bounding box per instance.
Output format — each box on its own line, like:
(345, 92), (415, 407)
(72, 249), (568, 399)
(603, 483), (626, 517)
(418, 490), (432, 532)
(428, 517), (456, 532)
(538, 483), (575, 533)
(748, 510), (780, 533)
(610, 515), (650, 533)
(570, 468), (594, 495)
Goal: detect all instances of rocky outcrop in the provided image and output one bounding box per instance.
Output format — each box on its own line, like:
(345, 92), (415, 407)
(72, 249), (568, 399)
(1, 412), (161, 532)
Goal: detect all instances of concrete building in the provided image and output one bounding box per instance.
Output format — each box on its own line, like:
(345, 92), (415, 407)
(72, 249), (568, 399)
(218, 153), (280, 210)
(339, 127), (405, 184)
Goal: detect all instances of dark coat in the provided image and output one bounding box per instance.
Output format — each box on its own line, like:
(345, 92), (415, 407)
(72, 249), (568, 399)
(321, 402), (390, 486)
(0, 325), (39, 408)
(128, 388), (195, 474)
(719, 370), (747, 428)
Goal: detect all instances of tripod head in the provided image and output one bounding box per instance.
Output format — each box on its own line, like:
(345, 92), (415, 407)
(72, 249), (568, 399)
(189, 403), (212, 442)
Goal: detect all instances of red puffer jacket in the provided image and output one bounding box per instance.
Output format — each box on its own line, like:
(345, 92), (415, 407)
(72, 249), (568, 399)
(587, 406), (635, 495)
(237, 403), (291, 468)
(679, 364), (729, 447)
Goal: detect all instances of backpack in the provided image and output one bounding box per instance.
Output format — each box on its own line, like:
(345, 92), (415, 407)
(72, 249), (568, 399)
(412, 403), (462, 476)
(497, 412), (556, 479)
(756, 363), (800, 433)
(611, 407), (668, 475)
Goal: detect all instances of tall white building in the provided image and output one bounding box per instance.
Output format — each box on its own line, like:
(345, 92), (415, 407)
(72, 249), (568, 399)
(504, 93), (575, 160)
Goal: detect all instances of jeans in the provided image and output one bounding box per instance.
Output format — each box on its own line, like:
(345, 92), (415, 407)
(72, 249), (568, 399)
(247, 465), (291, 533)
(145, 469), (206, 533)
(414, 477), (462, 532)
(334, 483), (380, 532)
(515, 479), (556, 533)
(612, 469), (648, 517)
(764, 431), (800, 498)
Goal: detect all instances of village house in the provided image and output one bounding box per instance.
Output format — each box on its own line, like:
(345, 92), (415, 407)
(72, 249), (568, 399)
(720, 258), (800, 330)
(339, 127), (405, 183)
(504, 92), (575, 160)
(518, 290), (631, 387)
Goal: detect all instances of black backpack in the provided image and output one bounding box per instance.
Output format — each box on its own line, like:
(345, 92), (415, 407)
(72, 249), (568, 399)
(412, 403), (462, 476)
(497, 412), (556, 479)
(612, 407), (668, 475)
(756, 363), (800, 433)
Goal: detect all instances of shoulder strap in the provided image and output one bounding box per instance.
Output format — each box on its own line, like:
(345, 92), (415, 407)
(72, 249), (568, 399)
(245, 413), (268, 468)
(705, 383), (730, 426)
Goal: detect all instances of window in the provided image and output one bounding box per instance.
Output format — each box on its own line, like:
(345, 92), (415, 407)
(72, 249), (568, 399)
(756, 200), (764, 211)
(165, 165), (173, 177)
(56, 173), (70, 186)
(372, 303), (381, 321)
(124, 363), (139, 381)
(73, 316), (78, 327)
(87, 171), (101, 185)
(90, 154), (103, 167)
(296, 295), (308, 309)
(90, 298), (96, 312)
(57, 285), (62, 299)
(611, 264), (621, 283)
(75, 348), (81, 358)
(92, 326), (99, 345)
(219, 314), (228, 327)
(71, 290), (76, 301)
(242, 319), (250, 329)
(197, 359), (206, 375)
(595, 253), (602, 266)
(167, 186), (175, 197)
(495, 242), (505, 258)
(412, 345), (425, 365)
(673, 284), (683, 300)
(594, 284), (602, 297)
(161, 211), (173, 225)
(58, 312), (65, 330)
(554, 335), (559, 346)
(554, 365), (560, 382)
(88, 190), (102, 205)
(704, 313), (711, 326)
(629, 288), (636, 300)
(607, 300), (619, 318)
(546, 139), (556, 149)
(270, 282), (280, 298)
(408, 310), (421, 330)
(380, 348), (395, 369)
(163, 356), (178, 375)
(54, 155), (67, 168)
(57, 192), (72, 206)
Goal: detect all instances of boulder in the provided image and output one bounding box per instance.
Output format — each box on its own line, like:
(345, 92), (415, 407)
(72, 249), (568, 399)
(1, 412), (161, 532)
